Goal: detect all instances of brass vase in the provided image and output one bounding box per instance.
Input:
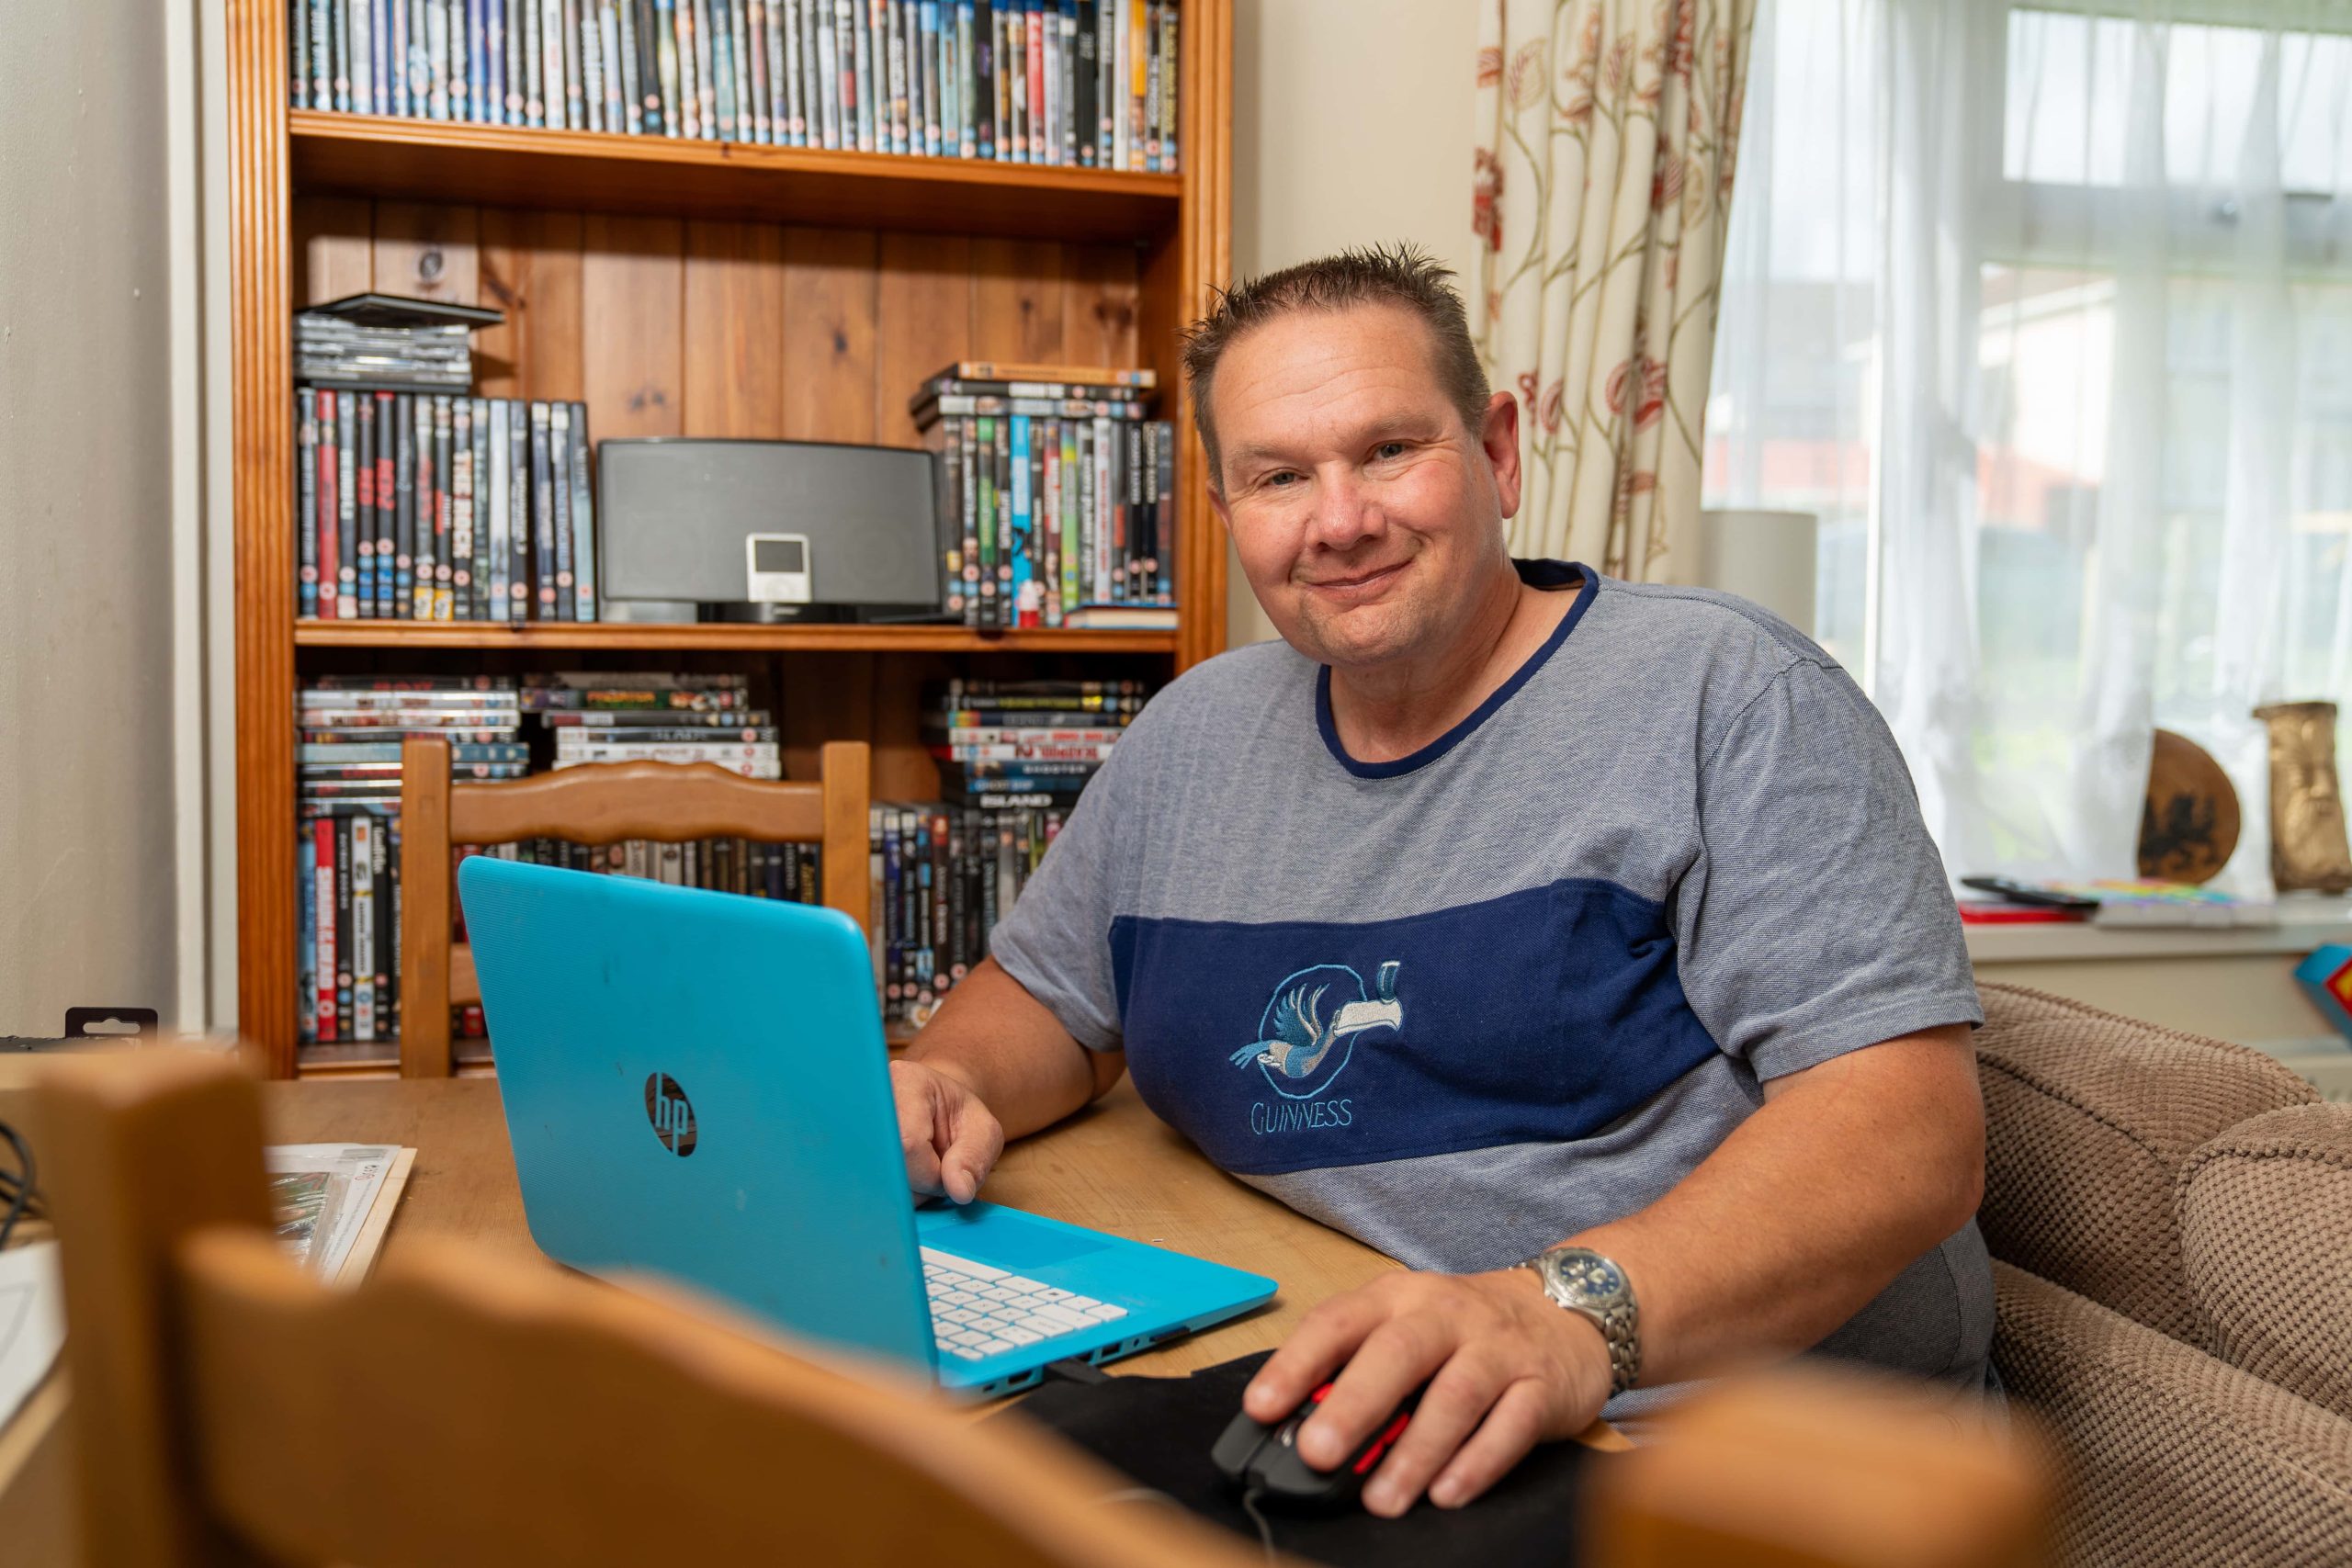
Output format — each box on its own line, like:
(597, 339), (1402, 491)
(2253, 701), (2352, 895)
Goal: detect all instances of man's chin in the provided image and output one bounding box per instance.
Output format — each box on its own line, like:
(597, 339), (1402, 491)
(1290, 605), (1421, 671)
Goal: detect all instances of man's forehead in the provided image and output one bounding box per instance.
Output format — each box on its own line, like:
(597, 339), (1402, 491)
(1214, 303), (1458, 436)
(1221, 299), (1445, 378)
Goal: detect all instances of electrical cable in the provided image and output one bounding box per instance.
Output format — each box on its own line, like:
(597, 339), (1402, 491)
(1238, 1485), (1279, 1566)
(0, 1121), (42, 1250)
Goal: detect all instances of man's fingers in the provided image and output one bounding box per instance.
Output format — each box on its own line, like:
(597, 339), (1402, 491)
(1242, 1287), (1387, 1425)
(1359, 1352), (1509, 1517)
(1295, 1318), (1451, 1472)
(1425, 1378), (1552, 1510)
(896, 1081), (947, 1193)
(938, 1100), (1003, 1204)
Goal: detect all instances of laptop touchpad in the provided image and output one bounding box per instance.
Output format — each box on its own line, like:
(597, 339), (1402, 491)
(940, 1216), (1112, 1273)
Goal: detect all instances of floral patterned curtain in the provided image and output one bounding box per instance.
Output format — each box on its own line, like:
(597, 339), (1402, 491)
(1476, 0), (1758, 577)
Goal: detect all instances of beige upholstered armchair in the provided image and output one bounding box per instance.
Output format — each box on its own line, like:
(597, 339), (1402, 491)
(1975, 984), (2352, 1566)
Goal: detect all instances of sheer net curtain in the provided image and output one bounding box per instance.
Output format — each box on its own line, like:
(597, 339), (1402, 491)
(1705, 0), (2352, 894)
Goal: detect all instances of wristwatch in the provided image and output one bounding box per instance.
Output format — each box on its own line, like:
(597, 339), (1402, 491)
(1520, 1246), (1642, 1395)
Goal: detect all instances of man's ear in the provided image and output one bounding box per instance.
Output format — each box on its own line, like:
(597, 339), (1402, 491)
(1480, 389), (1523, 521)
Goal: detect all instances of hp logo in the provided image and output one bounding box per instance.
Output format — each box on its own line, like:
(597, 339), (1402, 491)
(644, 1073), (698, 1156)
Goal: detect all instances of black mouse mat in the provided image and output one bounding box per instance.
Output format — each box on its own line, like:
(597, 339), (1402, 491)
(994, 1352), (1611, 1567)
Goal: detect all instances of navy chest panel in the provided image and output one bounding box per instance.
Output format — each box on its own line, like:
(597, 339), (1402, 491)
(1108, 879), (1720, 1177)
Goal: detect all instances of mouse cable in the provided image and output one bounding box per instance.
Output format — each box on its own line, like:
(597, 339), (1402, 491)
(0, 1121), (41, 1251)
(1238, 1485), (1278, 1567)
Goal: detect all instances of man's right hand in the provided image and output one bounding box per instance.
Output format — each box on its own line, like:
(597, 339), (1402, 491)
(891, 1057), (1005, 1204)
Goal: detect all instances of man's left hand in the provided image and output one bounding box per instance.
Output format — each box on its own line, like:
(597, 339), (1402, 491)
(1241, 1268), (1613, 1516)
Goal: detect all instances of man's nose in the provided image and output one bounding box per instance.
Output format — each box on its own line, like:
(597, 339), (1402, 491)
(1306, 468), (1385, 551)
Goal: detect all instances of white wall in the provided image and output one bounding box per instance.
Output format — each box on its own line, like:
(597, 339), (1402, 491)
(0, 4), (191, 1032)
(1223, 0), (1484, 649)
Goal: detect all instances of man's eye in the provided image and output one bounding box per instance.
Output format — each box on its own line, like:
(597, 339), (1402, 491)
(1374, 442), (1408, 460)
(1264, 470), (1301, 488)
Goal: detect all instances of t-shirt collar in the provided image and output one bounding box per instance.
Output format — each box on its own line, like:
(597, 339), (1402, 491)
(1315, 558), (1599, 780)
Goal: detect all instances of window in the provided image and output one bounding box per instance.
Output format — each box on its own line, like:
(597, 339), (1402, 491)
(1706, 0), (2352, 887)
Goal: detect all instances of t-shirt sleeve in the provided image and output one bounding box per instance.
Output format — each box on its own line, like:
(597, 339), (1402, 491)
(984, 736), (1135, 1053)
(1674, 658), (1983, 1080)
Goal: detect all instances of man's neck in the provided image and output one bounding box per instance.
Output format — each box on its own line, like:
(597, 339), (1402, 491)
(1327, 562), (1579, 765)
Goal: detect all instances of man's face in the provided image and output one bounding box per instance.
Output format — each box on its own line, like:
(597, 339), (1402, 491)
(1208, 302), (1521, 671)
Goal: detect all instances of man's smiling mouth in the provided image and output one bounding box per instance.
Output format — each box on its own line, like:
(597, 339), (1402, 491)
(1304, 560), (1408, 593)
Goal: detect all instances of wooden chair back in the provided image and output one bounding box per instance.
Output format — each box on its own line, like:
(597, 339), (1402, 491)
(37, 1048), (1269, 1568)
(398, 735), (870, 1078)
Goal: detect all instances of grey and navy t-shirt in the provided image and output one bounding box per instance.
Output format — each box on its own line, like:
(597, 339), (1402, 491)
(990, 560), (1995, 1413)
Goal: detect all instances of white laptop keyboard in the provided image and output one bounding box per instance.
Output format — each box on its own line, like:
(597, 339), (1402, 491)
(920, 1247), (1129, 1362)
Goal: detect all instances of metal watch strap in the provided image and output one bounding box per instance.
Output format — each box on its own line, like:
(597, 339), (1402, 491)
(1521, 1247), (1642, 1396)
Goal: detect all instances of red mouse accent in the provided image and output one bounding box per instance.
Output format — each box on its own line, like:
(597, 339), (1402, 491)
(1352, 1411), (1414, 1474)
(1214, 1377), (1432, 1508)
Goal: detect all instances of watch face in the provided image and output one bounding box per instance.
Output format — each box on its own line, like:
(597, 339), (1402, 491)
(1552, 1251), (1626, 1305)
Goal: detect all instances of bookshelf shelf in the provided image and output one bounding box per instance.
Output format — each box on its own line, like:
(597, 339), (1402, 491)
(291, 620), (1180, 655)
(289, 111), (1186, 243)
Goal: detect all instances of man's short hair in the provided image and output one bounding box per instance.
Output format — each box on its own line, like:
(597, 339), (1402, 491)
(1181, 243), (1492, 491)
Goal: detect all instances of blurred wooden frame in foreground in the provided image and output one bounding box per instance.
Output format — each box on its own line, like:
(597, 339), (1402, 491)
(1588, 1364), (2052, 1567)
(36, 1047), (2047, 1568)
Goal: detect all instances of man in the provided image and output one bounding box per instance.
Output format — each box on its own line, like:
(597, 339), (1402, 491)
(893, 245), (1993, 1516)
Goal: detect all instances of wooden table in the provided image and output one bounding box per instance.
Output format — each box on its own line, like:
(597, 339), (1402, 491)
(6, 1067), (1631, 1566)
(258, 1075), (1406, 1379)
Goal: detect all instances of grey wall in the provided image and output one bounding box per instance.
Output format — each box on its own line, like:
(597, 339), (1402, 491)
(1, 3), (182, 1032)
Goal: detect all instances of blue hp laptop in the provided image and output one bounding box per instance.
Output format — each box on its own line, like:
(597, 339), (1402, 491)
(460, 856), (1275, 1397)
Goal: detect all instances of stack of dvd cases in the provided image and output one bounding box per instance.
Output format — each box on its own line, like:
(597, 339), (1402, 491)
(296, 312), (473, 389)
(526, 671), (780, 778)
(913, 361), (1176, 630)
(876, 677), (1143, 1028)
(297, 676), (525, 1049)
(289, 1), (1183, 173)
(296, 390), (598, 623)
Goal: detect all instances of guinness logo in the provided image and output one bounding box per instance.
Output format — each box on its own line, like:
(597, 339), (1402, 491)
(644, 1073), (698, 1156)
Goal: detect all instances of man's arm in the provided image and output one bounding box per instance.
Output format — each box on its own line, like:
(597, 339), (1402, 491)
(1244, 1024), (1984, 1517)
(891, 957), (1126, 1201)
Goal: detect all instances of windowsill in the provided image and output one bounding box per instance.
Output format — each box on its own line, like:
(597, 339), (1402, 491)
(1965, 893), (2352, 964)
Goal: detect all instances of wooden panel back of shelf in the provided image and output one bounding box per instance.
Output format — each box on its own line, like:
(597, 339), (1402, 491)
(582, 213), (688, 439)
(873, 231), (974, 446)
(476, 209), (588, 399)
(288, 195), (1141, 453)
(781, 225), (882, 441)
(685, 221), (792, 439)
(288, 111), (1184, 243)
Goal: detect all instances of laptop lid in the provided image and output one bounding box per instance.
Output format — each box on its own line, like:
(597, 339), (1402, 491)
(459, 856), (937, 1374)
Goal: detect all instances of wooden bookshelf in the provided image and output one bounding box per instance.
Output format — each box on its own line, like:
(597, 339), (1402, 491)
(228, 0), (1233, 1077)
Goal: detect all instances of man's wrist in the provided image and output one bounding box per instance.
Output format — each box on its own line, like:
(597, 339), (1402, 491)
(1518, 1246), (1642, 1395)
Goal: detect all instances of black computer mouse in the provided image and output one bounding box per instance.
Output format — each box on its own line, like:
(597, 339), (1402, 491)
(1211, 1376), (1429, 1509)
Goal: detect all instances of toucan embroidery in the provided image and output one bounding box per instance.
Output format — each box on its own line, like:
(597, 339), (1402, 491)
(1230, 961), (1404, 1097)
